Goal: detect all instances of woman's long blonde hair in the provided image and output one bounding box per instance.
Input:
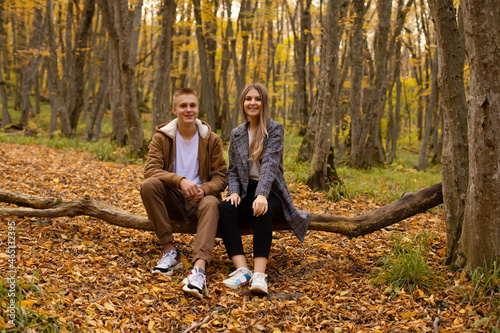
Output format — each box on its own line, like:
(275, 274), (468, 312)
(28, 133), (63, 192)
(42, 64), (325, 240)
(240, 83), (270, 161)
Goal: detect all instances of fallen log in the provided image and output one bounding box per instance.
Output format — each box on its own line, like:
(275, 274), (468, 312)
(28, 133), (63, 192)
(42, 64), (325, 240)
(0, 183), (443, 237)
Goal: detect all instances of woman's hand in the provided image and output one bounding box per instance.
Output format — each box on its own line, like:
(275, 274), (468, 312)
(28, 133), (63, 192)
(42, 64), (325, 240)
(224, 192), (241, 206)
(252, 195), (268, 216)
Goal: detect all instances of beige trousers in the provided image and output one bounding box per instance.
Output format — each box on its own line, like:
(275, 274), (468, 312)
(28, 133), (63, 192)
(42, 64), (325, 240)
(140, 177), (220, 265)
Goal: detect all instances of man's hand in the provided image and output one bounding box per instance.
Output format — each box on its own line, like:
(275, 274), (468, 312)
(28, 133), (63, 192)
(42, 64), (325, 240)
(190, 188), (204, 203)
(224, 193), (241, 206)
(252, 194), (268, 216)
(180, 178), (200, 198)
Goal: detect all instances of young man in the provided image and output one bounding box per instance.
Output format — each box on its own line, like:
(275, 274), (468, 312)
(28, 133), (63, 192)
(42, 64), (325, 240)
(140, 88), (227, 299)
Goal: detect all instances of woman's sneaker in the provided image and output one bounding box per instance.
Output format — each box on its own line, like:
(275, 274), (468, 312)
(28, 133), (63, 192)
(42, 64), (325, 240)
(250, 272), (268, 295)
(152, 249), (183, 276)
(222, 267), (252, 289)
(182, 267), (207, 299)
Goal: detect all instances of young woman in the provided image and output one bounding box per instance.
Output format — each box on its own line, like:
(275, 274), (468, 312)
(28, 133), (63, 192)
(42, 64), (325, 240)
(218, 83), (311, 295)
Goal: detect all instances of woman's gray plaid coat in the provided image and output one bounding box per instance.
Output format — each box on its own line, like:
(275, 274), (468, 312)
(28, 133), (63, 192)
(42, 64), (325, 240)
(226, 119), (311, 241)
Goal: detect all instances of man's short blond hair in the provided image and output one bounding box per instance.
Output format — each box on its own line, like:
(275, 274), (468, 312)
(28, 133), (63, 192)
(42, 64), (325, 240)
(173, 88), (198, 107)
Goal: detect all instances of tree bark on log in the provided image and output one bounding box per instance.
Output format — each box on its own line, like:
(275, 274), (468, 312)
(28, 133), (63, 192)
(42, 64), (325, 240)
(0, 183), (443, 238)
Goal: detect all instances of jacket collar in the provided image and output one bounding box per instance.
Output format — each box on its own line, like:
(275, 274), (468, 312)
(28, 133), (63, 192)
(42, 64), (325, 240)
(157, 119), (210, 139)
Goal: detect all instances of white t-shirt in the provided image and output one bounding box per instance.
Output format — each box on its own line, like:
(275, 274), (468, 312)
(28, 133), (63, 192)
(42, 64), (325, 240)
(248, 130), (261, 180)
(172, 129), (202, 187)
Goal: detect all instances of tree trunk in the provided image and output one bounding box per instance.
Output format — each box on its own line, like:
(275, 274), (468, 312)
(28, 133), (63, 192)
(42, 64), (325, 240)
(219, 2), (231, 138)
(353, 0), (413, 168)
(352, 0), (392, 168)
(109, 45), (127, 146)
(287, 0), (311, 135)
(295, 101), (318, 163)
(457, 0), (500, 270)
(84, 46), (109, 141)
(46, 0), (72, 137)
(387, 60), (402, 164)
(417, 50), (439, 171)
(20, 4), (45, 126)
(68, 0), (96, 132)
(192, 0), (217, 129)
(427, 0), (469, 266)
(98, 0), (146, 157)
(222, 0), (255, 139)
(306, 0), (345, 190)
(0, 0), (10, 128)
(296, 0), (345, 164)
(348, 0), (367, 166)
(0, 183), (443, 238)
(151, 0), (176, 132)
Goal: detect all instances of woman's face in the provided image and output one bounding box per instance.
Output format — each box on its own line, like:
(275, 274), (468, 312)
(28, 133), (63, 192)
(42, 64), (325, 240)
(244, 88), (262, 120)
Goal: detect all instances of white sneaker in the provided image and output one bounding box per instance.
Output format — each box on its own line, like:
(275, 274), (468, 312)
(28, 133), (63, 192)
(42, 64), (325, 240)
(182, 267), (207, 299)
(222, 267), (252, 289)
(152, 249), (183, 276)
(250, 272), (268, 295)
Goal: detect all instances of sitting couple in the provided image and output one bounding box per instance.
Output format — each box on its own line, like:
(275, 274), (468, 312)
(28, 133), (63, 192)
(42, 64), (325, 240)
(140, 84), (311, 299)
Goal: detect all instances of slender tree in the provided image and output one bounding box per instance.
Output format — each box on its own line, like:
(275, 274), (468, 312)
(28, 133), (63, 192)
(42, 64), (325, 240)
(67, 0), (96, 132)
(0, 0), (11, 128)
(192, 0), (218, 129)
(20, 3), (45, 126)
(348, 0), (368, 166)
(417, 49), (438, 171)
(46, 0), (71, 137)
(306, 0), (347, 191)
(151, 0), (177, 132)
(98, 0), (146, 156)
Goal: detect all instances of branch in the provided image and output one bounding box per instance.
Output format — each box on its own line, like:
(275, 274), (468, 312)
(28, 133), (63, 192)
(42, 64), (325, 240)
(0, 183), (443, 237)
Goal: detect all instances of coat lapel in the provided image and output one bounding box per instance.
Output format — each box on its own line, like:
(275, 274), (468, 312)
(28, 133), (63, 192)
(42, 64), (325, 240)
(233, 125), (249, 176)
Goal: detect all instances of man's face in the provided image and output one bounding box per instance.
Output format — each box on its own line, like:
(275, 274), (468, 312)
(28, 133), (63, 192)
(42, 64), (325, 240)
(172, 94), (199, 127)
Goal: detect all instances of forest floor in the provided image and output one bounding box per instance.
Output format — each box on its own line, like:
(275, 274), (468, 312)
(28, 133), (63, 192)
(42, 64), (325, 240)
(0, 142), (498, 332)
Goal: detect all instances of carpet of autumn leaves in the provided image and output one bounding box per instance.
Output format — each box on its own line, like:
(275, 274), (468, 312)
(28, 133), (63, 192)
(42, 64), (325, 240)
(0, 142), (497, 332)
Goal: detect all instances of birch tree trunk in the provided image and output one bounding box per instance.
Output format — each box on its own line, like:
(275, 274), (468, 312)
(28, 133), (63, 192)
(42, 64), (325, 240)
(457, 0), (500, 270)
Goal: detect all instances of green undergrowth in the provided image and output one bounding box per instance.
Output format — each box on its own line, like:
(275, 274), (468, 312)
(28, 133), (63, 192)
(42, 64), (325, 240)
(369, 230), (439, 294)
(0, 276), (72, 333)
(466, 260), (500, 331)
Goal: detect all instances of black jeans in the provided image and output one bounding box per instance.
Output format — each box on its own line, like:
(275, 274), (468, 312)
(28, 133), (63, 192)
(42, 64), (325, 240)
(218, 180), (284, 259)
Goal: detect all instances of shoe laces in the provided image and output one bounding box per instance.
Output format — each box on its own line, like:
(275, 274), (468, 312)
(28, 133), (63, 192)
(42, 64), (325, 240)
(157, 250), (177, 266)
(229, 267), (251, 279)
(189, 268), (207, 290)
